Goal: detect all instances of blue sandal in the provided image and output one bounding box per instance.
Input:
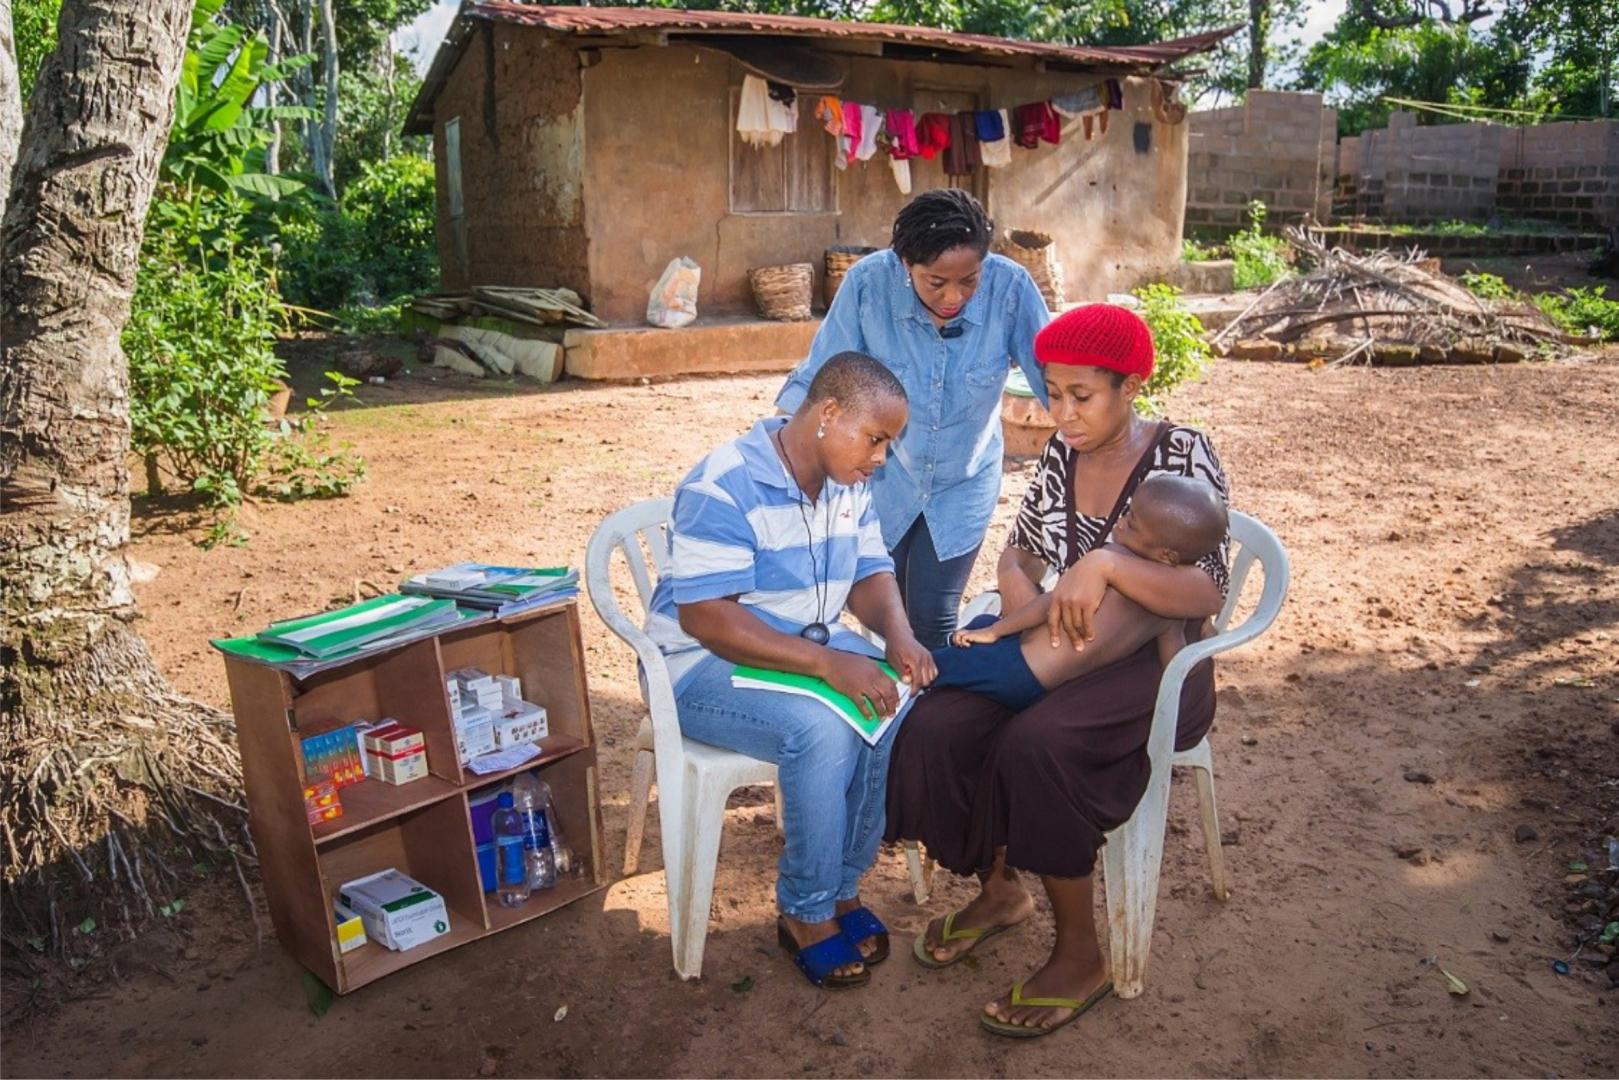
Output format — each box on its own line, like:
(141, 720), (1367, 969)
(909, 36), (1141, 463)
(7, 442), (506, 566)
(777, 918), (871, 990)
(836, 905), (891, 966)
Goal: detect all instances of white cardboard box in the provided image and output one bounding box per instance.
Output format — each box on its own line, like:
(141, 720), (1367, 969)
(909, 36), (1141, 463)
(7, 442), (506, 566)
(337, 870), (450, 952)
(492, 701), (548, 749)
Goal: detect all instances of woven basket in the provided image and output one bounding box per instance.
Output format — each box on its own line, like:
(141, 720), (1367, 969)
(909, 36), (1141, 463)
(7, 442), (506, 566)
(748, 262), (815, 322)
(824, 245), (879, 307)
(995, 229), (1064, 310)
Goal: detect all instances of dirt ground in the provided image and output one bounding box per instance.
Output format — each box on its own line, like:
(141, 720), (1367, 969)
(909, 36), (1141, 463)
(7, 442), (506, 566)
(6, 346), (1619, 1078)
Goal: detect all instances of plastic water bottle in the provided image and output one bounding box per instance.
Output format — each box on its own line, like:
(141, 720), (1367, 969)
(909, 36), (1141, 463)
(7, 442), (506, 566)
(491, 791), (530, 908)
(512, 777), (556, 891)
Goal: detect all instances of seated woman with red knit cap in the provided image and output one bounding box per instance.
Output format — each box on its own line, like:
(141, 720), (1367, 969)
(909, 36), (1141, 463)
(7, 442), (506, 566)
(883, 303), (1231, 1039)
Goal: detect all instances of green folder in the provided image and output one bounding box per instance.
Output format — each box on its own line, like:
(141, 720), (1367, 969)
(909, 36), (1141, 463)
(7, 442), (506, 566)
(730, 662), (913, 746)
(257, 594), (456, 658)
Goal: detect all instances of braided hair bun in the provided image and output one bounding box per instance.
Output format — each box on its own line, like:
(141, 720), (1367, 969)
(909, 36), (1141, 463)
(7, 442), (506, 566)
(890, 189), (993, 267)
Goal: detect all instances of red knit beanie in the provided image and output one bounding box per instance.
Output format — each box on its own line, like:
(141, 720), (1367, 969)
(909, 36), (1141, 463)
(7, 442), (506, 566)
(1035, 303), (1155, 380)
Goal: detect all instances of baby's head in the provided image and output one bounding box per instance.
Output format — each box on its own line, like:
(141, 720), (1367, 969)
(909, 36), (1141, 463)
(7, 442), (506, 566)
(1113, 475), (1227, 567)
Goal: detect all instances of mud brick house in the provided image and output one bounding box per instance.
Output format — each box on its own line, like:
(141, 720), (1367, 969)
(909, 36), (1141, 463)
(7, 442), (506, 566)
(405, 3), (1233, 377)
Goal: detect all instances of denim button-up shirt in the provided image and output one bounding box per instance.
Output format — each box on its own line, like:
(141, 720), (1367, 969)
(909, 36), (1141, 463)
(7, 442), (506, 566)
(775, 249), (1049, 561)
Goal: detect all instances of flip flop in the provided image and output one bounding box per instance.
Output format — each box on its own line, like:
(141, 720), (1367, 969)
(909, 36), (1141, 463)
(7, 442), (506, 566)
(978, 979), (1114, 1039)
(777, 918), (870, 990)
(911, 908), (1015, 970)
(836, 905), (890, 966)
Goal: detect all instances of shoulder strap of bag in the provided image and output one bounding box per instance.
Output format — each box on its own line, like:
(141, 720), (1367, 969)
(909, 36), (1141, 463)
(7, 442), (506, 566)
(1065, 421), (1171, 562)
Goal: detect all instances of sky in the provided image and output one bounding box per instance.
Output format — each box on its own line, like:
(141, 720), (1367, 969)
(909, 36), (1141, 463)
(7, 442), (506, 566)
(401, 1), (1364, 77)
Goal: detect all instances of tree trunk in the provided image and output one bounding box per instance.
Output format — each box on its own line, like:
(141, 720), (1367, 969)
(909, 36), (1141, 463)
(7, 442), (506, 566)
(0, 0), (21, 208)
(1247, 0), (1269, 90)
(1, 0), (248, 951)
(313, 0), (336, 196)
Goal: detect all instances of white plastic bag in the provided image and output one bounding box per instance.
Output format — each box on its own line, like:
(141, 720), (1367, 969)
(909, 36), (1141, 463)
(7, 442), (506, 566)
(647, 257), (701, 329)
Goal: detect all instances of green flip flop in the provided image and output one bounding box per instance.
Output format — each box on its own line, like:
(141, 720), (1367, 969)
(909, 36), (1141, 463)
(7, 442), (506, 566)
(911, 909), (1015, 970)
(978, 979), (1114, 1039)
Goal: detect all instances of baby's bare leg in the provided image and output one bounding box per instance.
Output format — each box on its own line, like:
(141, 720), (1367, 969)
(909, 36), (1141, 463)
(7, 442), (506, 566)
(1018, 589), (1172, 689)
(1155, 624), (1187, 669)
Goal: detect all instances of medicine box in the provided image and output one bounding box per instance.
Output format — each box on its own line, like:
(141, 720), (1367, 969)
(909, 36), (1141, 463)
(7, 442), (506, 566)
(304, 780), (342, 826)
(454, 708), (497, 764)
(492, 701), (548, 749)
(333, 902), (367, 953)
(337, 870), (450, 952)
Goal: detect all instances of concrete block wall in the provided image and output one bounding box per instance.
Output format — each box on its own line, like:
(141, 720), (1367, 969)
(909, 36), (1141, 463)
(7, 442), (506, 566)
(1496, 121), (1619, 229)
(1185, 90), (1337, 236)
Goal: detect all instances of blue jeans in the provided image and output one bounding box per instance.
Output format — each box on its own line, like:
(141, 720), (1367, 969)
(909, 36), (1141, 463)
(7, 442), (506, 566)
(675, 649), (899, 923)
(891, 517), (982, 650)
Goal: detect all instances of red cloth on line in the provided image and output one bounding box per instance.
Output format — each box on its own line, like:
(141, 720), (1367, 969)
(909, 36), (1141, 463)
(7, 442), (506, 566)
(917, 112), (952, 160)
(1012, 101), (1061, 149)
(885, 109), (920, 160)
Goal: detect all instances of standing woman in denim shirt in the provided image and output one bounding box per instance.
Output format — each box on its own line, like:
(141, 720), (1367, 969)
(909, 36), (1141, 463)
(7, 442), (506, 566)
(776, 190), (1050, 648)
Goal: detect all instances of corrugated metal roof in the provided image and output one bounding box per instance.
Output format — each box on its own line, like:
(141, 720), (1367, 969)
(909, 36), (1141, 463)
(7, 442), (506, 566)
(404, 3), (1237, 134)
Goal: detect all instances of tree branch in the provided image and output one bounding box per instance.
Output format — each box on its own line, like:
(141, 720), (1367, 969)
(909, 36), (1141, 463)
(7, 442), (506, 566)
(1355, 0), (1494, 29)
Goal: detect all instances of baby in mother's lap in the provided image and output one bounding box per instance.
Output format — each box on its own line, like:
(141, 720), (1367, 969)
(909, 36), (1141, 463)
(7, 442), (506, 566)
(928, 475), (1228, 712)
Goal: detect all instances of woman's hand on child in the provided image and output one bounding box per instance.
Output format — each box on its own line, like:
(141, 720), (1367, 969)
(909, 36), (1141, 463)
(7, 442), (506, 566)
(951, 626), (1000, 647)
(1047, 550), (1114, 651)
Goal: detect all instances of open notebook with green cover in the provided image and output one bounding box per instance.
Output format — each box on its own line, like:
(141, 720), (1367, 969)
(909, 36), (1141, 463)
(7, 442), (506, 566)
(256, 594), (458, 658)
(730, 662), (914, 746)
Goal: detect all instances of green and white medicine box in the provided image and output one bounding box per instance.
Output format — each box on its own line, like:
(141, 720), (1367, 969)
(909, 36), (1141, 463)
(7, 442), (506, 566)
(337, 870), (450, 952)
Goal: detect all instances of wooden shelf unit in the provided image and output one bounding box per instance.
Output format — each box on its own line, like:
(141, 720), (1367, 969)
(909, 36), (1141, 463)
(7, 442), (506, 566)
(221, 601), (606, 994)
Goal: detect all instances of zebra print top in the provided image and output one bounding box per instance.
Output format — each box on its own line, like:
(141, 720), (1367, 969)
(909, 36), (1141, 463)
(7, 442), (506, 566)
(1007, 425), (1232, 597)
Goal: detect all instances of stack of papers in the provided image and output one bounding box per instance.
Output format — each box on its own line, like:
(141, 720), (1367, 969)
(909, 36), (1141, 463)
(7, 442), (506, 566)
(257, 594), (461, 659)
(213, 598), (488, 678)
(402, 562), (579, 617)
(731, 663), (914, 746)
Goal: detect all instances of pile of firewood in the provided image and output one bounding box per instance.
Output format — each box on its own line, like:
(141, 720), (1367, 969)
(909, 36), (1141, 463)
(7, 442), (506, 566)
(1213, 229), (1568, 366)
(409, 286), (605, 330)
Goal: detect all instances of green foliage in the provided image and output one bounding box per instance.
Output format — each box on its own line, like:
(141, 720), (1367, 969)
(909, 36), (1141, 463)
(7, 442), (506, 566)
(335, 54), (429, 190)
(13, 0), (62, 102)
(1228, 201), (1290, 290)
(166, 0), (319, 206)
(1459, 271), (1517, 301)
(1181, 237), (1220, 262)
(281, 155), (438, 310)
(1294, 13), (1530, 135)
(125, 191), (364, 520)
(1131, 283), (1213, 414)
(1535, 287), (1619, 342)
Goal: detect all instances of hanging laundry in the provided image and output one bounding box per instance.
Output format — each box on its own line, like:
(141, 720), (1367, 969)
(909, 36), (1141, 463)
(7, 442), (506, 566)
(842, 100), (863, 163)
(889, 156), (913, 195)
(1105, 78), (1124, 110)
(1051, 86), (1103, 119)
(1082, 114), (1094, 141)
(767, 81), (796, 105)
(978, 108), (1012, 168)
(944, 111), (982, 175)
(885, 109), (920, 159)
(815, 96), (845, 137)
(1012, 102), (1060, 149)
(855, 104), (883, 161)
(917, 113), (952, 160)
(1151, 79), (1187, 125)
(738, 74), (797, 147)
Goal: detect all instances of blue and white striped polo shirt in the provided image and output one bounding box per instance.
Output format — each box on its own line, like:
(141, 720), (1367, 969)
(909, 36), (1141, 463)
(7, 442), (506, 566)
(646, 417), (895, 692)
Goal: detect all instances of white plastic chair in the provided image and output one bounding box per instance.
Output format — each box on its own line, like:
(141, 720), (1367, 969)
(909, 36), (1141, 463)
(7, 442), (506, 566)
(904, 509), (1289, 999)
(586, 498), (784, 981)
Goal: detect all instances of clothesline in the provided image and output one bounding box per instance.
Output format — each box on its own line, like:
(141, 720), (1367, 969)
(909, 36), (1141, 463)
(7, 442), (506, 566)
(736, 74), (1166, 193)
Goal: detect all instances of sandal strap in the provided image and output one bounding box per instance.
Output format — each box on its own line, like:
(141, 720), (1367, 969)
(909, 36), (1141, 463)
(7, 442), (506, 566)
(939, 909), (990, 943)
(794, 932), (865, 984)
(1009, 981), (1088, 1011)
(837, 905), (887, 943)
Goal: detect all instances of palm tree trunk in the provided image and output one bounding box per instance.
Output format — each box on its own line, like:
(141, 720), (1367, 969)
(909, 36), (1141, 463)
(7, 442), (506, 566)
(1247, 0), (1269, 90)
(1, 0), (247, 952)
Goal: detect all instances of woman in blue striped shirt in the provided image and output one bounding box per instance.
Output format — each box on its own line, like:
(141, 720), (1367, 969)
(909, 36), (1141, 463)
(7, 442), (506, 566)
(777, 190), (1050, 649)
(646, 352), (937, 989)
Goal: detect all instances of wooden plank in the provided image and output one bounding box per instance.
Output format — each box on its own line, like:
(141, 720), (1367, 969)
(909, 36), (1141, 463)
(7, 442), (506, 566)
(224, 658), (341, 992)
(374, 638), (459, 783)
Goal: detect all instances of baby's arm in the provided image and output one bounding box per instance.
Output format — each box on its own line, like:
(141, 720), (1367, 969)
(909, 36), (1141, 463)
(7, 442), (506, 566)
(952, 594), (1054, 646)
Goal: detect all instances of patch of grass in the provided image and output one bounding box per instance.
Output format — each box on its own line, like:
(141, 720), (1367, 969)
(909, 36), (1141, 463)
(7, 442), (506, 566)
(1181, 237), (1221, 262)
(1534, 286), (1619, 341)
(338, 403), (458, 433)
(1459, 271), (1518, 301)
(1229, 201), (1291, 291)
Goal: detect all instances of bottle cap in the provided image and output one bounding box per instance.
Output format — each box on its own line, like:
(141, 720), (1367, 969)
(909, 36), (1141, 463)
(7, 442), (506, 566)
(497, 791), (514, 808)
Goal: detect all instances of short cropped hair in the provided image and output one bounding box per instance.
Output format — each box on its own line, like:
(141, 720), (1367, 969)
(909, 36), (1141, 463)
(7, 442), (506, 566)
(1134, 475), (1228, 564)
(804, 351), (907, 414)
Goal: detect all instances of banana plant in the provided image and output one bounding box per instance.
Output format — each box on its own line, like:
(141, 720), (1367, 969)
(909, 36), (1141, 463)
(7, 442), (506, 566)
(165, 0), (320, 202)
